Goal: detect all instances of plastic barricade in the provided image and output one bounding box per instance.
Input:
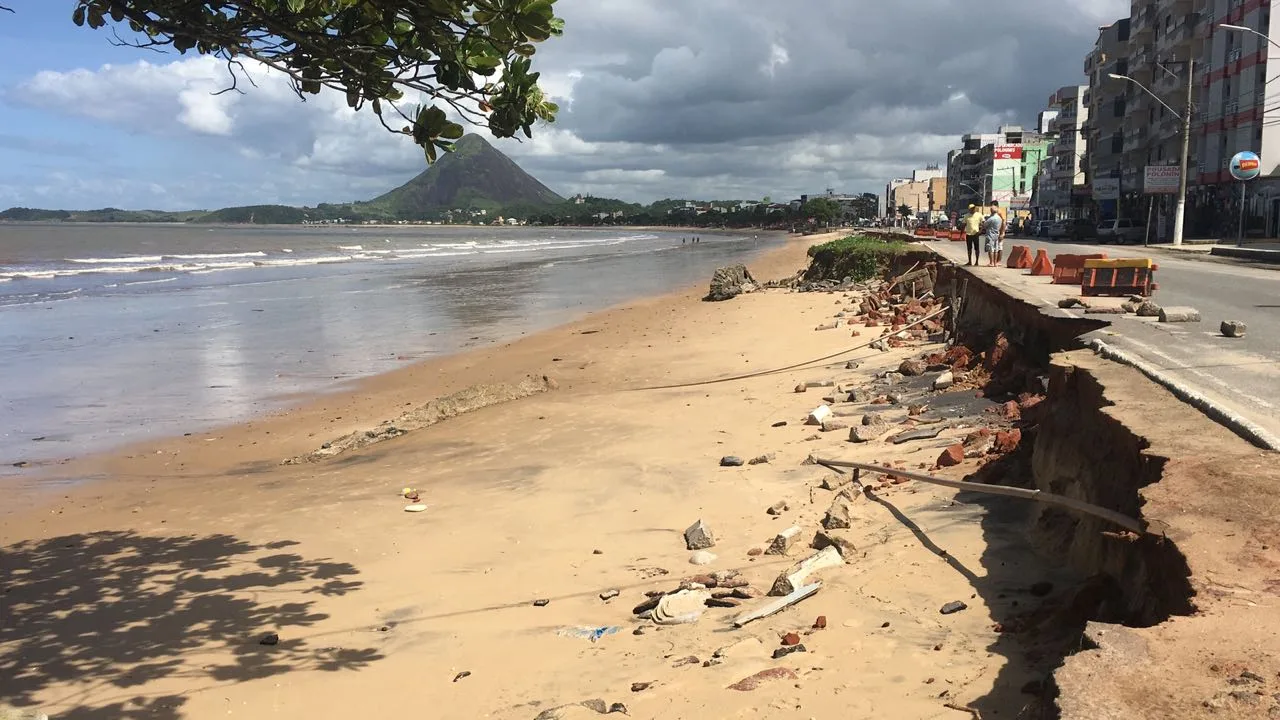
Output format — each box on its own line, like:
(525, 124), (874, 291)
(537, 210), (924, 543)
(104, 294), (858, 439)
(1029, 249), (1054, 276)
(1051, 253), (1107, 285)
(1081, 258), (1159, 297)
(1006, 245), (1032, 269)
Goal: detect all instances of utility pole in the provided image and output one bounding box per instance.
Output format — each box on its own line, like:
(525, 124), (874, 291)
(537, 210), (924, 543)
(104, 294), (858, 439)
(1172, 58), (1193, 246)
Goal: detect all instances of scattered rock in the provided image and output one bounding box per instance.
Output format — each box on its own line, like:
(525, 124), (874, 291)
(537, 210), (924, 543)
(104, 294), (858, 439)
(1057, 298), (1088, 309)
(937, 444), (965, 467)
(453, 671), (472, 682)
(813, 615), (828, 629)
(814, 322), (838, 331)
(1085, 306), (1126, 315)
(705, 264), (757, 301)
(1159, 306), (1201, 323)
(533, 598), (550, 607)
(533, 699), (613, 720)
(962, 429), (995, 458)
(994, 429), (1021, 454)
(632, 596), (662, 615)
(822, 497), (853, 530)
(1121, 301), (1139, 313)
(781, 632), (801, 646)
(684, 519), (716, 550)
(706, 597), (742, 608)
(805, 380), (836, 389)
(772, 644), (807, 659)
(607, 704), (628, 715)
(259, 632), (280, 646)
(811, 529), (857, 558)
(1221, 320), (1247, 338)
(820, 418), (850, 432)
(748, 454), (773, 465)
(1000, 400), (1021, 420)
(599, 589), (620, 601)
(869, 339), (889, 352)
(767, 526), (803, 556)
(746, 547), (763, 557)
(689, 550), (718, 565)
(845, 360), (860, 370)
(593, 549), (604, 555)
(720, 456), (745, 467)
(715, 572), (749, 588)
(630, 682), (651, 693)
(819, 474), (849, 491)
(932, 371), (954, 391)
(672, 656), (700, 668)
(1136, 300), (1162, 317)
(727, 667), (798, 691)
(848, 414), (888, 443)
(766, 500), (789, 515)
(940, 601), (968, 615)
(898, 358), (926, 377)
(806, 405), (833, 426)
(771, 420), (789, 427)
(794, 383), (807, 393)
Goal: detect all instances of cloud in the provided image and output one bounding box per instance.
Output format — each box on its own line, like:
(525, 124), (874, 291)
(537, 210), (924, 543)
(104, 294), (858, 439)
(4, 0), (1127, 209)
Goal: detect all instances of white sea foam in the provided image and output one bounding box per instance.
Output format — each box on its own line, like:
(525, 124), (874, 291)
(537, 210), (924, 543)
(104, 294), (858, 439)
(337, 244), (364, 251)
(124, 277), (178, 286)
(69, 255), (163, 264)
(167, 251), (268, 260)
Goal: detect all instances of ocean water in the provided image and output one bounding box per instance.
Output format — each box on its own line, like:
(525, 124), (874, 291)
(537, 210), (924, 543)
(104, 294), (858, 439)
(0, 223), (780, 476)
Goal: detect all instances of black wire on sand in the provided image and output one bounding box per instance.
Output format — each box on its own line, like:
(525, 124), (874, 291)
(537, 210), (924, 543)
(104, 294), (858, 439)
(629, 307), (948, 392)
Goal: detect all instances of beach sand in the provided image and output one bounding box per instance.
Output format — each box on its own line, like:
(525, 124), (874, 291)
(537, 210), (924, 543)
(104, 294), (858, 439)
(1, 233), (1058, 719)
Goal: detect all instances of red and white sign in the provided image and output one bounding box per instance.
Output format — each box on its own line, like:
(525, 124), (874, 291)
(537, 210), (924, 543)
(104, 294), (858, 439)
(1143, 166), (1180, 194)
(993, 145), (1023, 160)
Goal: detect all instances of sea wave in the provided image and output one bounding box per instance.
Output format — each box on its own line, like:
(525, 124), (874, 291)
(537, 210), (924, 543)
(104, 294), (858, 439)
(167, 251), (268, 260)
(69, 255), (164, 264)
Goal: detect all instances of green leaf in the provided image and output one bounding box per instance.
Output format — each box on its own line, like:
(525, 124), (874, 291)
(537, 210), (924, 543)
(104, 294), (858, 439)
(439, 121), (464, 139)
(286, 0), (307, 12)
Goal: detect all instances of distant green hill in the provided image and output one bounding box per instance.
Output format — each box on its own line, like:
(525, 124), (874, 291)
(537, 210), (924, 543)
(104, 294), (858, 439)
(0, 207), (205, 222)
(364, 134), (562, 218)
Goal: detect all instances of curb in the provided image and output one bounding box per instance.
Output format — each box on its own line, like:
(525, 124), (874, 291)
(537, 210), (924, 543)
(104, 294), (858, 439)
(1208, 246), (1280, 263)
(1090, 339), (1280, 451)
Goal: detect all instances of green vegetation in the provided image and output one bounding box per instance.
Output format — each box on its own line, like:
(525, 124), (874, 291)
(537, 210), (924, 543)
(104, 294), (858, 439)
(64, 0), (564, 161)
(801, 197), (842, 227)
(806, 234), (909, 283)
(897, 204), (913, 218)
(0, 207), (206, 222)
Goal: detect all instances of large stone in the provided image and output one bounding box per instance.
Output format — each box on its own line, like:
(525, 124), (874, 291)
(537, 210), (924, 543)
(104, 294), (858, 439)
(1158, 306), (1201, 323)
(811, 529), (857, 558)
(822, 497), (853, 530)
(898, 358), (926, 377)
(994, 429), (1022, 454)
(848, 414), (888, 443)
(937, 444), (964, 467)
(962, 429), (995, 458)
(1221, 320), (1247, 338)
(1135, 301), (1162, 317)
(766, 525), (803, 555)
(932, 370), (955, 391)
(727, 667), (799, 691)
(705, 264), (757, 302)
(684, 519), (716, 550)
(770, 546), (843, 596)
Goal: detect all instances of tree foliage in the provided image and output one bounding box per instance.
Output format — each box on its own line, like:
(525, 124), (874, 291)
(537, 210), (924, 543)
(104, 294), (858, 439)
(63, 0), (564, 161)
(897, 204), (913, 218)
(801, 197), (841, 227)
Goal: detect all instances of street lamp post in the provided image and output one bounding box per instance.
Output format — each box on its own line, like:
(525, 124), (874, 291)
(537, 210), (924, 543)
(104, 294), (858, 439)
(1108, 62), (1193, 246)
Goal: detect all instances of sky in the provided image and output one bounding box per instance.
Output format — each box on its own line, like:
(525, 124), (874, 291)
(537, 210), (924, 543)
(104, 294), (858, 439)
(0, 0), (1127, 211)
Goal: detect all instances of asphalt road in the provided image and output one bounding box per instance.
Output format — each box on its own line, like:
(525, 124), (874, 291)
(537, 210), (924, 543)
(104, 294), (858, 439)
(928, 235), (1280, 445)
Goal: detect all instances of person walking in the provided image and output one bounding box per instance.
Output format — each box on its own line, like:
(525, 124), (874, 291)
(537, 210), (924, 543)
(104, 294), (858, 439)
(983, 206), (1004, 267)
(963, 204), (983, 266)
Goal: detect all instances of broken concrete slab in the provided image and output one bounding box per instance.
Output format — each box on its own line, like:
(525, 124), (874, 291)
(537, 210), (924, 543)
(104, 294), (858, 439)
(770, 546), (842, 596)
(819, 473), (849, 491)
(733, 581), (823, 627)
(932, 371), (954, 391)
(805, 405), (832, 426)
(689, 550), (717, 565)
(766, 525), (802, 556)
(684, 519), (715, 550)
(1158, 306), (1201, 323)
(1135, 301), (1162, 317)
(1085, 307), (1126, 315)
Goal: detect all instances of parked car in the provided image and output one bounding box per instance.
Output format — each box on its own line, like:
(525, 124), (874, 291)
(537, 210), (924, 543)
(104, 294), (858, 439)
(1047, 219), (1097, 242)
(1096, 218), (1147, 244)
(1032, 220), (1054, 237)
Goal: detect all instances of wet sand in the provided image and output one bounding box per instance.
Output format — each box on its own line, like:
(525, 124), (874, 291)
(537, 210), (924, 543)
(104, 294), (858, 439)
(0, 233), (1059, 719)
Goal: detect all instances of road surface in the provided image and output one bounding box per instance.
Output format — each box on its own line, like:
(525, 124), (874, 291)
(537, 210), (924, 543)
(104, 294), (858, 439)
(926, 235), (1280, 445)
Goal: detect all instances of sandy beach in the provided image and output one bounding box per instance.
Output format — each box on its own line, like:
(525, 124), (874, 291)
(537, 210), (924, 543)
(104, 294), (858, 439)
(1, 232), (1060, 719)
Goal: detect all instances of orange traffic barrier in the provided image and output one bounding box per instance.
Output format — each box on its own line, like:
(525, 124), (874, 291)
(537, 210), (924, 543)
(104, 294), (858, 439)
(1051, 253), (1107, 285)
(1006, 245), (1032, 269)
(951, 230), (964, 241)
(1081, 258), (1159, 297)
(916, 228), (934, 237)
(1029, 249), (1054, 276)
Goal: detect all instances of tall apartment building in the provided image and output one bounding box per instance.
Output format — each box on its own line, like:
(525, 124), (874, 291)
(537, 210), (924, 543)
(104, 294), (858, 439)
(1084, 18), (1131, 219)
(1047, 85), (1091, 213)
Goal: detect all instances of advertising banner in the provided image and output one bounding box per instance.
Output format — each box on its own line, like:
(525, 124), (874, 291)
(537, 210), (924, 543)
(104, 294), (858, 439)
(1093, 178), (1120, 200)
(1143, 166), (1180, 194)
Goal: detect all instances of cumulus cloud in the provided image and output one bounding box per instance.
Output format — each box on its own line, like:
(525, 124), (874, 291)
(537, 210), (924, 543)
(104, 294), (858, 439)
(4, 0), (1127, 208)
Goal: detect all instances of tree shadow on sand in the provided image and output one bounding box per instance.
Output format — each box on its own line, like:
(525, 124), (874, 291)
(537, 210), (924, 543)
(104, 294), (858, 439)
(0, 531), (380, 720)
